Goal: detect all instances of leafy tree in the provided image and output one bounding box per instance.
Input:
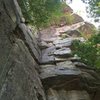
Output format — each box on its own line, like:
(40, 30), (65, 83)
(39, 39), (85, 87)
(18, 0), (62, 28)
(89, 32), (100, 44)
(18, 0), (48, 27)
(81, 0), (100, 21)
(72, 32), (100, 69)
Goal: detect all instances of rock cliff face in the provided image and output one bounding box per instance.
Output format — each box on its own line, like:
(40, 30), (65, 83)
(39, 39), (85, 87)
(0, 0), (46, 100)
(40, 25), (100, 100)
(0, 0), (100, 100)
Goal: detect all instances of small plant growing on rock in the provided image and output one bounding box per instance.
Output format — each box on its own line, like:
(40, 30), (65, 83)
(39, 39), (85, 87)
(65, 13), (74, 25)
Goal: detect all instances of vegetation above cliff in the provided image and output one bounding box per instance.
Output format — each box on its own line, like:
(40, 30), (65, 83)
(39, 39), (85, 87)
(72, 32), (100, 69)
(19, 0), (100, 28)
(19, 0), (67, 28)
(82, 0), (100, 18)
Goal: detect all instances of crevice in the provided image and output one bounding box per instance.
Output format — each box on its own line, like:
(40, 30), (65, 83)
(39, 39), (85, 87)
(37, 93), (44, 100)
(13, 25), (41, 64)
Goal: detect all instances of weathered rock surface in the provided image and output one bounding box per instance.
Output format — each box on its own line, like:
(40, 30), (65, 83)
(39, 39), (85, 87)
(0, 39), (46, 100)
(0, 0), (46, 100)
(39, 13), (100, 100)
(62, 5), (73, 14)
(0, 0), (100, 100)
(41, 46), (55, 64)
(56, 22), (85, 34)
(47, 89), (90, 100)
(53, 38), (72, 48)
(39, 41), (50, 49)
(16, 23), (41, 63)
(72, 14), (84, 24)
(53, 48), (72, 57)
(40, 61), (81, 79)
(78, 22), (96, 38)
(67, 30), (81, 37)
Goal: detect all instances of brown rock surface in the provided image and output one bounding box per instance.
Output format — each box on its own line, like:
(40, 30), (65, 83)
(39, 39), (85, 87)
(78, 22), (96, 38)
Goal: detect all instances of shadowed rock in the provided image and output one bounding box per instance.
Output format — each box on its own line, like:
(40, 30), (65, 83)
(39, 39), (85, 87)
(47, 89), (90, 100)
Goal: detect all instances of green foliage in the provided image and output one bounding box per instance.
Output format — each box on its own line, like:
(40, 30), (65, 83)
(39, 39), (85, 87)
(18, 0), (48, 27)
(72, 32), (100, 69)
(81, 0), (100, 21)
(45, 2), (74, 26)
(45, 0), (61, 14)
(89, 32), (100, 44)
(18, 0), (64, 28)
(65, 13), (74, 25)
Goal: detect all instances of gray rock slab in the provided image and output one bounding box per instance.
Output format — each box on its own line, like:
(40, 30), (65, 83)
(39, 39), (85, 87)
(42, 46), (56, 55)
(40, 61), (81, 79)
(55, 42), (71, 48)
(53, 48), (72, 57)
(56, 61), (76, 69)
(53, 38), (73, 45)
(41, 55), (55, 64)
(41, 46), (56, 64)
(53, 38), (72, 48)
(39, 41), (49, 49)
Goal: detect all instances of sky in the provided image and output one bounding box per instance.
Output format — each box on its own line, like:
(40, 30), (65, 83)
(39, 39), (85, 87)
(66, 0), (100, 28)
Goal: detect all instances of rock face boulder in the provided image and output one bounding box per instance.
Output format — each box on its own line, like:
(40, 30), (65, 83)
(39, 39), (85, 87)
(0, 39), (46, 100)
(47, 89), (90, 100)
(62, 5), (73, 14)
(39, 41), (49, 49)
(40, 61), (81, 80)
(0, 0), (46, 100)
(72, 14), (84, 24)
(78, 22), (96, 38)
(66, 30), (81, 37)
(39, 11), (100, 100)
(53, 38), (72, 48)
(0, 0), (100, 100)
(53, 48), (72, 57)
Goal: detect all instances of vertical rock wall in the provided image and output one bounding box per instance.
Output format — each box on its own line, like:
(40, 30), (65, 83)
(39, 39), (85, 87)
(0, 0), (46, 100)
